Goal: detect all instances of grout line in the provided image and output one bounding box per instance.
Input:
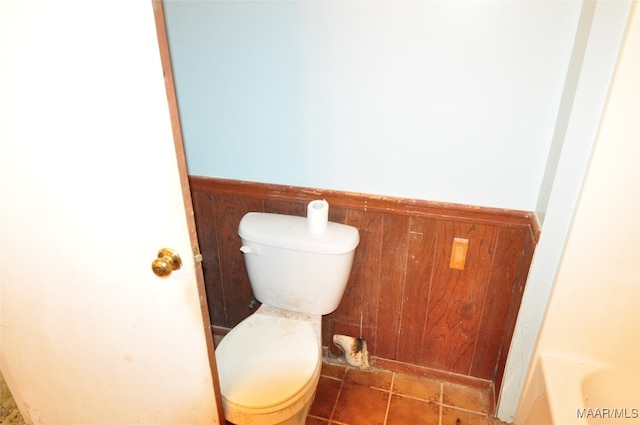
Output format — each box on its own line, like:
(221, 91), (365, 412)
(390, 392), (439, 404)
(382, 373), (395, 425)
(441, 403), (492, 416)
(320, 375), (344, 382)
(327, 373), (345, 423)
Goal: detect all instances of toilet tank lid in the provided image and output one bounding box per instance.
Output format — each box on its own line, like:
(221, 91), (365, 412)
(238, 212), (359, 254)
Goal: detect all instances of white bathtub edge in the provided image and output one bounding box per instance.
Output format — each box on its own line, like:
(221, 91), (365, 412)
(540, 354), (608, 425)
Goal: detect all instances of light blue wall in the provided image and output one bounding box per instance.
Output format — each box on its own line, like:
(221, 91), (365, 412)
(164, 0), (581, 210)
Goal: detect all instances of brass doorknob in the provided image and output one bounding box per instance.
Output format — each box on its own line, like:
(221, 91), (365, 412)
(152, 248), (182, 278)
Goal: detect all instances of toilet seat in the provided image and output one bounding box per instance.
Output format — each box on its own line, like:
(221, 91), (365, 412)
(216, 310), (320, 411)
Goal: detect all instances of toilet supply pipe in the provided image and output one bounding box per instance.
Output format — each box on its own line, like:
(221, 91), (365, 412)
(333, 334), (370, 370)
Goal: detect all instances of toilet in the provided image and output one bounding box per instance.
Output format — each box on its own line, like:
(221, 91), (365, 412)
(215, 211), (359, 425)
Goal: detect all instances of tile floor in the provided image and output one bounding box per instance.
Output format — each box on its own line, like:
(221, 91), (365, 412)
(0, 372), (25, 425)
(0, 361), (509, 425)
(307, 359), (507, 425)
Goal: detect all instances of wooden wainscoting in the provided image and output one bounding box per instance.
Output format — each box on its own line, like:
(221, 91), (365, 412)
(189, 176), (539, 405)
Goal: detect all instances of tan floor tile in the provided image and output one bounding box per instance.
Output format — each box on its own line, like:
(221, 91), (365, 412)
(386, 394), (440, 425)
(309, 376), (342, 419)
(441, 406), (502, 425)
(332, 382), (389, 425)
(392, 372), (441, 403)
(345, 367), (393, 390)
(305, 416), (329, 425)
(442, 382), (491, 414)
(320, 361), (347, 380)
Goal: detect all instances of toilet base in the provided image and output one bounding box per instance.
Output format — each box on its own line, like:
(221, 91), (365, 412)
(225, 390), (316, 425)
(218, 306), (323, 425)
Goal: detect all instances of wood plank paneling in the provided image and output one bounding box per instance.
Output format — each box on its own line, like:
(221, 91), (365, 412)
(494, 233), (535, 397)
(470, 227), (527, 379)
(396, 217), (438, 364)
(191, 191), (226, 325)
(420, 222), (498, 374)
(213, 194), (263, 327)
(188, 176), (541, 235)
(374, 214), (411, 359)
(189, 176), (538, 399)
(328, 210), (384, 355)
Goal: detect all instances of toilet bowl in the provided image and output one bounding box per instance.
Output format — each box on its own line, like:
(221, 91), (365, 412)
(215, 305), (322, 425)
(215, 209), (359, 425)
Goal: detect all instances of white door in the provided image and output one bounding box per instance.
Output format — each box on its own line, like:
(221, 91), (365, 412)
(0, 1), (223, 424)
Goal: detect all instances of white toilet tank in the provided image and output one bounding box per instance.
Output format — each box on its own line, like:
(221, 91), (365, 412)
(238, 212), (359, 315)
